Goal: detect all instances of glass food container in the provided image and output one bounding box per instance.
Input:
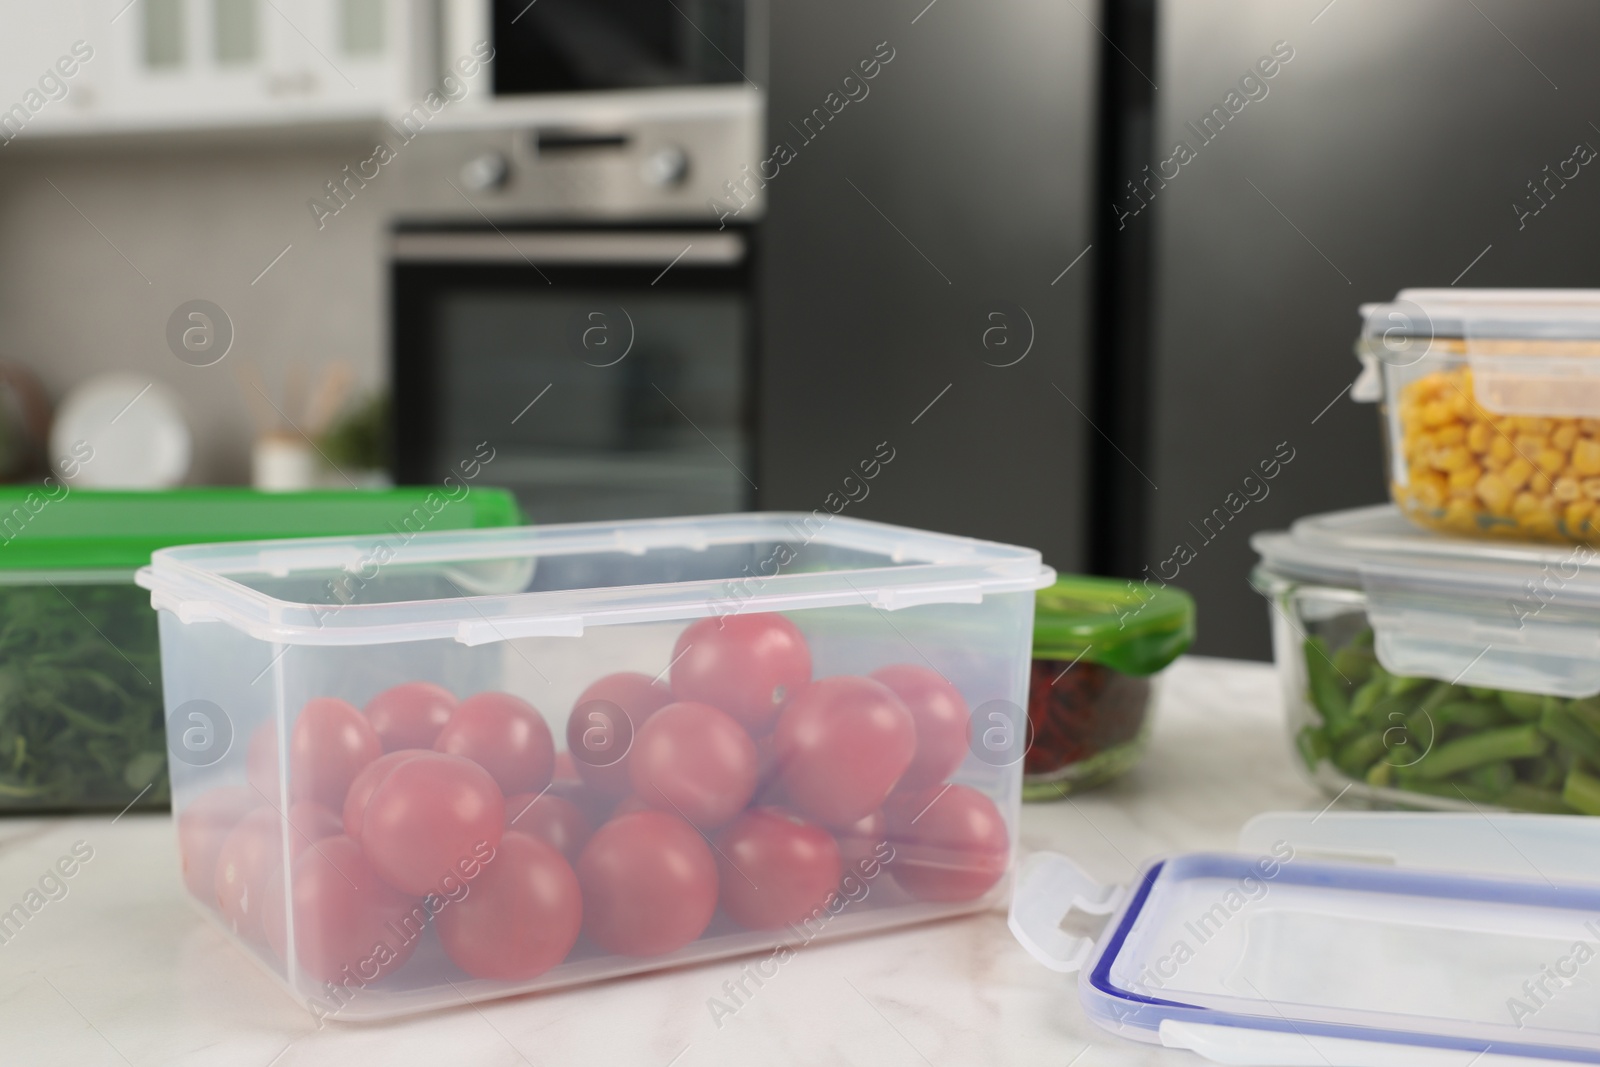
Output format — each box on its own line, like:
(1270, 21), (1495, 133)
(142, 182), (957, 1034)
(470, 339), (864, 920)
(1254, 503), (1600, 815)
(1354, 287), (1600, 544)
(138, 513), (1053, 1020)
(1023, 576), (1194, 800)
(0, 487), (520, 814)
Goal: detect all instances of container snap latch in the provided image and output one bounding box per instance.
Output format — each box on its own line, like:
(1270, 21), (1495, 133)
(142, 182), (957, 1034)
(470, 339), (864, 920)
(1008, 852), (1124, 974)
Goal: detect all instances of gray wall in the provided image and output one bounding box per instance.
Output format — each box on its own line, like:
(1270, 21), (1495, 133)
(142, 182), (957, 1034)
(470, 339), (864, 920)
(0, 131), (392, 483)
(1142, 0), (1600, 658)
(758, 0), (1098, 572)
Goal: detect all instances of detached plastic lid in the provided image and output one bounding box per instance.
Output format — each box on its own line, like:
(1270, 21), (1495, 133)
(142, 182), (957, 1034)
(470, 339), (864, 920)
(0, 487), (523, 572)
(1032, 576), (1194, 676)
(1011, 810), (1600, 1066)
(1253, 504), (1600, 698)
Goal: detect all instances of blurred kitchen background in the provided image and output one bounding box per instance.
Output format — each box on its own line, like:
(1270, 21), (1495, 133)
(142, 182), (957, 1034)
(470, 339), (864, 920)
(1, 0), (1598, 658)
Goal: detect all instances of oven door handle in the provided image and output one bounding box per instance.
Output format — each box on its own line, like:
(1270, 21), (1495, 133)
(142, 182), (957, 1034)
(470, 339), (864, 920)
(390, 230), (745, 266)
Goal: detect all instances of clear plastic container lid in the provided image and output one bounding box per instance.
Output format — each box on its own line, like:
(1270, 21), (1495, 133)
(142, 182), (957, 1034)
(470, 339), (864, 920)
(1011, 810), (1600, 1065)
(1253, 504), (1600, 698)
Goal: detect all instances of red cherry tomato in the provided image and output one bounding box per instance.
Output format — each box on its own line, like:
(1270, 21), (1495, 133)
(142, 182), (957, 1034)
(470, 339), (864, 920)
(434, 691), (554, 796)
(263, 835), (423, 982)
(885, 784), (1010, 902)
(342, 750), (424, 840)
(775, 677), (916, 828)
(245, 722), (282, 807)
(437, 833), (582, 980)
(629, 701), (758, 829)
(177, 785), (257, 902)
(347, 751), (505, 896)
(870, 665), (972, 790)
(364, 681), (457, 752)
(834, 808), (888, 882)
(504, 792), (593, 863)
(566, 672), (672, 798)
(291, 697), (382, 809)
(670, 613), (812, 733)
(716, 809), (841, 930)
(577, 811), (717, 956)
(216, 803), (342, 943)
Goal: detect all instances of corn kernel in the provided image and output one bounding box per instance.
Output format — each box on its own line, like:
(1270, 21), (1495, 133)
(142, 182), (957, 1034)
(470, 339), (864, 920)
(1536, 447), (1568, 477)
(1420, 400), (1455, 428)
(1567, 500), (1596, 531)
(1572, 438), (1600, 476)
(1467, 422), (1493, 453)
(1431, 445), (1474, 473)
(1555, 476), (1582, 502)
(1412, 471), (1448, 507)
(1554, 424), (1579, 451)
(1490, 436), (1516, 463)
(1477, 472), (1514, 514)
(1448, 464), (1482, 491)
(1434, 424), (1467, 446)
(1514, 433), (1550, 455)
(1583, 478), (1600, 501)
(1502, 458), (1534, 492)
(1513, 491), (1543, 517)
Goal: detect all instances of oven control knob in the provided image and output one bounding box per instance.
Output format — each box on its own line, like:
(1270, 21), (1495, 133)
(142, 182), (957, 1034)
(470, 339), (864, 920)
(460, 151), (510, 192)
(641, 144), (690, 187)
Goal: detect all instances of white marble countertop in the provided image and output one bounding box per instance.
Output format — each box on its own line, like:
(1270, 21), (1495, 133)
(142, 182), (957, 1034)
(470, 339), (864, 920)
(0, 656), (1324, 1067)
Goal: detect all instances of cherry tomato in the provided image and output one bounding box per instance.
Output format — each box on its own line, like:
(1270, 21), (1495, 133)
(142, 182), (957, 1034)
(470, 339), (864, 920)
(434, 691), (554, 796)
(437, 833), (582, 980)
(364, 681), (457, 752)
(775, 677), (916, 828)
(245, 722), (282, 807)
(870, 665), (972, 790)
(342, 750), (423, 840)
(577, 811), (717, 957)
(216, 802), (341, 944)
(629, 701), (758, 829)
(177, 785), (257, 903)
(262, 835), (422, 982)
(884, 784), (1009, 902)
(290, 697), (382, 809)
(347, 751), (505, 896)
(716, 809), (841, 930)
(670, 613), (812, 733)
(834, 808), (888, 881)
(504, 792), (593, 863)
(566, 672), (672, 798)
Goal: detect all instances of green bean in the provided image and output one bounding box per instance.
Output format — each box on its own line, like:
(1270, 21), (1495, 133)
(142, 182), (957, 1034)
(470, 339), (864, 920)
(1408, 724), (1549, 781)
(1467, 761), (1515, 796)
(1500, 691), (1546, 720)
(1563, 766), (1600, 817)
(1335, 731), (1391, 779)
(1540, 706), (1600, 768)
(1502, 784), (1577, 815)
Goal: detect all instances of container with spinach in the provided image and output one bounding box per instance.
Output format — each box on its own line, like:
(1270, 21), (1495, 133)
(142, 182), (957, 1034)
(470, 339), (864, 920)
(1301, 626), (1600, 815)
(0, 581), (166, 812)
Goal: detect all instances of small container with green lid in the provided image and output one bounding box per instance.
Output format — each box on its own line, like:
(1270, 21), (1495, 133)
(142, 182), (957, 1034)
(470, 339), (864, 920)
(1024, 576), (1195, 800)
(0, 486), (521, 815)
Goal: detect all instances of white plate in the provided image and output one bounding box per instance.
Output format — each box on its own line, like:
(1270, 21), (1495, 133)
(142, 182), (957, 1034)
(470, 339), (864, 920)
(50, 373), (191, 488)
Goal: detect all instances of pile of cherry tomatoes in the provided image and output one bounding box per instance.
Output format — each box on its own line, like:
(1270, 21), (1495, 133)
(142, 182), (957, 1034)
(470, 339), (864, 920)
(180, 612), (1011, 987)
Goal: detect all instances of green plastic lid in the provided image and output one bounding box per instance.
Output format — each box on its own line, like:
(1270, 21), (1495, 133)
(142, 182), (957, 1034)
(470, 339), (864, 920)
(0, 487), (523, 571)
(1033, 575), (1196, 677)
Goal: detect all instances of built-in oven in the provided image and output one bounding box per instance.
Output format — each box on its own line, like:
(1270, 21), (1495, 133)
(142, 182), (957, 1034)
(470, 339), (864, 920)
(391, 226), (756, 523)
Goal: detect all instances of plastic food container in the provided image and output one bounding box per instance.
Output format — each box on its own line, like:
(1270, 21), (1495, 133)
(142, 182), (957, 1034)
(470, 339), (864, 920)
(1011, 809), (1600, 1065)
(0, 487), (520, 815)
(138, 513), (1052, 1020)
(1354, 288), (1600, 544)
(1253, 503), (1600, 815)
(1023, 577), (1193, 800)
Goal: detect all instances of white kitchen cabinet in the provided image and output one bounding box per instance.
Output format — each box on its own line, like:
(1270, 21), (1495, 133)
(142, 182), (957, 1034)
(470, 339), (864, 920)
(0, 0), (430, 138)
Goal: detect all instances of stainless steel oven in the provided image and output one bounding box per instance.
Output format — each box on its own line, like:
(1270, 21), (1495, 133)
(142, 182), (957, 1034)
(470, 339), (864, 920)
(390, 226), (756, 523)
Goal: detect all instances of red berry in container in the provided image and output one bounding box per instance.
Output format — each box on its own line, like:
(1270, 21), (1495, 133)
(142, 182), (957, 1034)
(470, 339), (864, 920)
(884, 784), (1009, 903)
(577, 811), (717, 957)
(291, 697), (382, 809)
(437, 833), (582, 980)
(566, 672), (672, 798)
(345, 750), (504, 896)
(364, 681), (457, 752)
(504, 792), (594, 863)
(629, 701), (758, 829)
(775, 677), (916, 828)
(434, 691), (554, 796)
(716, 808), (841, 930)
(870, 664), (971, 790)
(216, 801), (342, 944)
(670, 613), (812, 734)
